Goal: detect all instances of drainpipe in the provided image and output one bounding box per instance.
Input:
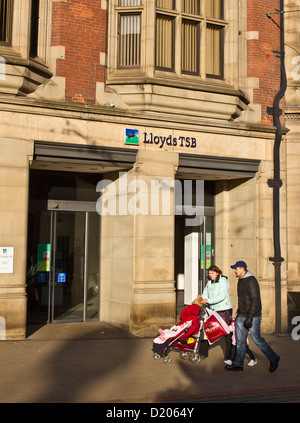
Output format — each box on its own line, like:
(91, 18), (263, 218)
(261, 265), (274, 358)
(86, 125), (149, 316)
(266, 0), (287, 334)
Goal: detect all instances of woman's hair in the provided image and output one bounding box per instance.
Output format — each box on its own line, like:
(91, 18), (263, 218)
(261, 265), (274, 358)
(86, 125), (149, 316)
(207, 265), (222, 281)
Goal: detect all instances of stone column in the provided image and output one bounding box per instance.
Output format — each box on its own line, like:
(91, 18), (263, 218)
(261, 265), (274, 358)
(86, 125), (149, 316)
(99, 150), (179, 336)
(215, 165), (288, 333)
(0, 138), (33, 339)
(131, 150), (179, 336)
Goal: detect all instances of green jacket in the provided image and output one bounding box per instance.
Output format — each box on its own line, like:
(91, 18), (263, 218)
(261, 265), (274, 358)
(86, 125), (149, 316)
(202, 276), (232, 312)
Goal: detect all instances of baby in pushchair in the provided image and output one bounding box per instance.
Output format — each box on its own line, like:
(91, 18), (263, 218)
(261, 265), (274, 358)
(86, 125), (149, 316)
(152, 296), (207, 364)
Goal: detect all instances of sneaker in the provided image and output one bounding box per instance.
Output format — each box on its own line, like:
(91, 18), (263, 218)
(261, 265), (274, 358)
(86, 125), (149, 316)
(248, 359), (257, 367)
(224, 359), (232, 365)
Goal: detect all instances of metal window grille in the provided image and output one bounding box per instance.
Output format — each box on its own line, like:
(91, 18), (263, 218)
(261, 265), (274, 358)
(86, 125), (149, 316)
(155, 0), (224, 77)
(0, 0), (13, 44)
(181, 19), (199, 74)
(30, 0), (40, 57)
(156, 0), (174, 10)
(182, 0), (200, 15)
(119, 0), (141, 6)
(206, 24), (223, 78)
(206, 0), (223, 19)
(155, 14), (174, 70)
(118, 13), (141, 67)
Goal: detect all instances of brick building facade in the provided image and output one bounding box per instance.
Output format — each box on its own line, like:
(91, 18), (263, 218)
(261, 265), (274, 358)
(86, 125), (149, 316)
(0, 0), (298, 340)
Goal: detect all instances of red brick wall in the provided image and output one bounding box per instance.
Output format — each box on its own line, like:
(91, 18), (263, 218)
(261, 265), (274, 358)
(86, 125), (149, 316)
(247, 0), (284, 125)
(51, 1), (283, 123)
(51, 0), (106, 104)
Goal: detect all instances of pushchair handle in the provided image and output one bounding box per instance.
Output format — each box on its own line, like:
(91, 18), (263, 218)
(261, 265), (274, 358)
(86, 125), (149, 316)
(197, 303), (210, 319)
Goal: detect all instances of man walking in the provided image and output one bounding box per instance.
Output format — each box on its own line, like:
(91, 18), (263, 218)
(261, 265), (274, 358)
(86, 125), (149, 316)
(225, 261), (280, 372)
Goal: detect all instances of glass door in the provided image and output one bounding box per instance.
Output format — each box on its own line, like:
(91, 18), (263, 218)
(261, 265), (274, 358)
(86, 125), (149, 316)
(199, 215), (215, 294)
(175, 179), (215, 317)
(182, 215), (215, 305)
(48, 204), (100, 322)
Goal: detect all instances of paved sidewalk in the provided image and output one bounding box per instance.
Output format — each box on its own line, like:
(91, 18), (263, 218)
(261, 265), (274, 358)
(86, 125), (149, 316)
(0, 322), (299, 403)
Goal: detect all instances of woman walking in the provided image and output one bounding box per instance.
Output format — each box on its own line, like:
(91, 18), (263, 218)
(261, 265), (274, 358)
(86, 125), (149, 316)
(200, 265), (233, 361)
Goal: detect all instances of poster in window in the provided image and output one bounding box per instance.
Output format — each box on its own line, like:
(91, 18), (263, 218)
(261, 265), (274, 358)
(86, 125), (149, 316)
(37, 244), (51, 272)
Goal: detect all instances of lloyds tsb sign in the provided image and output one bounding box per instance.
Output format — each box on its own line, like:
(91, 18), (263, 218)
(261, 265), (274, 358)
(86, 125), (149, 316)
(143, 132), (197, 149)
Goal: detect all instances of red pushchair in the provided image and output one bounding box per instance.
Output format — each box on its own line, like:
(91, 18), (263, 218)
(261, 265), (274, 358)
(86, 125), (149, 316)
(152, 303), (207, 364)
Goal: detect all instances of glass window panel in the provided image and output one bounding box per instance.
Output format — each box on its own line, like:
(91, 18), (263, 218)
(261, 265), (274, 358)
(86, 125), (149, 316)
(119, 0), (141, 6)
(30, 0), (40, 58)
(86, 212), (100, 320)
(181, 20), (199, 74)
(182, 0), (200, 15)
(206, 0), (223, 19)
(156, 0), (174, 9)
(119, 14), (141, 66)
(53, 211), (86, 322)
(0, 0), (13, 44)
(206, 24), (222, 77)
(156, 14), (174, 70)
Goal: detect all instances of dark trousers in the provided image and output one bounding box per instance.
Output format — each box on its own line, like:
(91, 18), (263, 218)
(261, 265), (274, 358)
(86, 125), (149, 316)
(233, 315), (278, 367)
(199, 333), (233, 360)
(229, 344), (255, 362)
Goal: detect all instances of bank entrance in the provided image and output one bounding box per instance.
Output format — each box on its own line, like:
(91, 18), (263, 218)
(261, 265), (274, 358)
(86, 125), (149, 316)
(175, 181), (215, 316)
(174, 154), (260, 317)
(47, 201), (100, 322)
(26, 171), (101, 326)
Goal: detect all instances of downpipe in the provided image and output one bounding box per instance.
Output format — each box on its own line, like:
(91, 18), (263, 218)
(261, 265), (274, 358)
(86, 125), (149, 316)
(267, 0), (287, 334)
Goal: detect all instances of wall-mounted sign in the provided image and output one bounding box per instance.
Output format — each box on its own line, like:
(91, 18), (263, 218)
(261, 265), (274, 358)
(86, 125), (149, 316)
(143, 132), (197, 149)
(37, 244), (51, 272)
(125, 128), (139, 145)
(125, 128), (197, 149)
(0, 247), (14, 274)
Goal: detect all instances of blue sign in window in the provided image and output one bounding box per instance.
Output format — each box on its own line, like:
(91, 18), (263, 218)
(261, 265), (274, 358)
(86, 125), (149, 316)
(57, 273), (66, 283)
(37, 273), (47, 283)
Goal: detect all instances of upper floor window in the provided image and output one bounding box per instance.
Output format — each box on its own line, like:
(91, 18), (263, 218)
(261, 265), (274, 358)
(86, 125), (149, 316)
(30, 0), (40, 58)
(0, 0), (52, 96)
(117, 0), (141, 67)
(116, 0), (225, 79)
(0, 0), (13, 45)
(156, 0), (225, 78)
(106, 1), (247, 121)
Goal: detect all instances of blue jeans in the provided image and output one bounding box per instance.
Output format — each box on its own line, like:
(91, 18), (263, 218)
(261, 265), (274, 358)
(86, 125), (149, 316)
(233, 315), (279, 367)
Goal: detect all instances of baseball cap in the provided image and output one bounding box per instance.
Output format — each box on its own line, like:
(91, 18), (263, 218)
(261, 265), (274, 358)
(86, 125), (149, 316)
(230, 260), (247, 269)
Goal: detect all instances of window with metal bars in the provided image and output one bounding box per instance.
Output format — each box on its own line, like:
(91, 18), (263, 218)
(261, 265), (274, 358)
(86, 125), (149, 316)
(0, 0), (13, 45)
(117, 0), (141, 67)
(30, 0), (40, 58)
(156, 14), (174, 71)
(115, 0), (225, 79)
(118, 13), (141, 67)
(155, 0), (225, 78)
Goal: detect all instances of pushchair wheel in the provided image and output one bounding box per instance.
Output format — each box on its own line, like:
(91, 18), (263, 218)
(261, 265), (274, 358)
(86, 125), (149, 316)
(153, 353), (161, 360)
(179, 351), (190, 360)
(163, 355), (172, 364)
(189, 353), (201, 364)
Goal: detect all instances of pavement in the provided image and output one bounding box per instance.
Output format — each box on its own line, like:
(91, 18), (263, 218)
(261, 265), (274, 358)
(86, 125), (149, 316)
(0, 321), (299, 404)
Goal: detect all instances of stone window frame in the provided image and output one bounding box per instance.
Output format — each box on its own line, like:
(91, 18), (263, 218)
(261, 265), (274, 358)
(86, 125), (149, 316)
(0, 0), (52, 95)
(107, 0), (238, 90)
(155, 0), (226, 79)
(0, 0), (14, 46)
